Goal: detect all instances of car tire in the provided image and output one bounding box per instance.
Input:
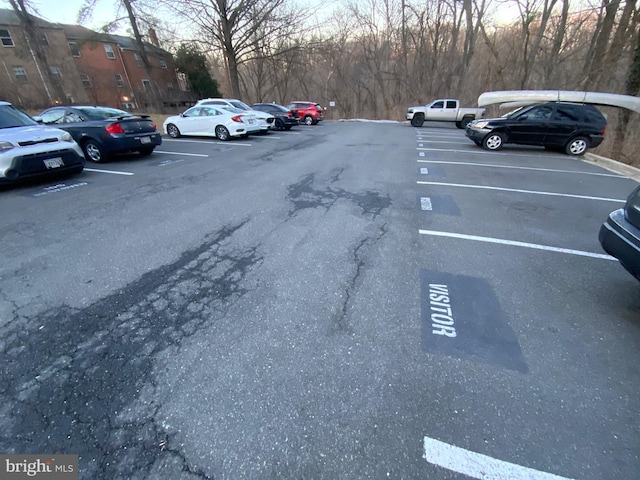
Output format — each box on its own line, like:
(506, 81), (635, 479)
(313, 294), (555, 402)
(482, 132), (505, 151)
(460, 116), (473, 129)
(138, 147), (154, 156)
(275, 118), (284, 130)
(304, 115), (314, 126)
(411, 113), (425, 127)
(166, 124), (181, 138)
(565, 136), (589, 156)
(215, 125), (231, 141)
(82, 139), (107, 163)
(455, 121), (462, 129)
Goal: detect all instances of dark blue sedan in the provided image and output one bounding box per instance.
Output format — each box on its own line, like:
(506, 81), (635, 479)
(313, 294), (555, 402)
(37, 106), (162, 163)
(599, 185), (640, 281)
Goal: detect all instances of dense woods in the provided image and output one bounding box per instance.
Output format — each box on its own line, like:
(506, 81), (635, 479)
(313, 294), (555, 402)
(18, 0), (640, 163)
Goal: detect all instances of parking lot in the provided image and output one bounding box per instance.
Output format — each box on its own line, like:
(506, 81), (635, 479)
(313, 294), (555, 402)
(1, 121), (639, 479)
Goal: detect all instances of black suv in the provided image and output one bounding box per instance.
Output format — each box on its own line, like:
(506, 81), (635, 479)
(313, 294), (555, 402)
(465, 102), (607, 155)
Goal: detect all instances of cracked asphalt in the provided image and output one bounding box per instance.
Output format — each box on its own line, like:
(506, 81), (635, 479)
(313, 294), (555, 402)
(1, 121), (639, 479)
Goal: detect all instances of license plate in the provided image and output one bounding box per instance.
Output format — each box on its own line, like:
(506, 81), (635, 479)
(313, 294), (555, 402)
(248, 119), (255, 124)
(140, 136), (151, 144)
(44, 157), (64, 169)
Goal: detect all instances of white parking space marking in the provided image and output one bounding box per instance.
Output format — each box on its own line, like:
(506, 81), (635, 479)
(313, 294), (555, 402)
(162, 139), (253, 147)
(416, 140), (467, 144)
(260, 135), (282, 139)
(84, 168), (134, 176)
(417, 181), (625, 203)
(423, 437), (575, 480)
(420, 168), (429, 175)
(420, 197), (433, 210)
(418, 229), (615, 260)
(417, 147), (546, 157)
(417, 160), (623, 178)
(155, 150), (209, 157)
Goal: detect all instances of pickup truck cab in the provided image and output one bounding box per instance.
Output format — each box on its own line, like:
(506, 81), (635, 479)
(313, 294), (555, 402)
(406, 99), (485, 128)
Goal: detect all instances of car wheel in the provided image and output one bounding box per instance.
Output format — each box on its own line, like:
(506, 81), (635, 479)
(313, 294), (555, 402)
(215, 125), (231, 141)
(82, 139), (107, 162)
(460, 116), (473, 129)
(166, 124), (181, 138)
(138, 147), (154, 156)
(275, 118), (284, 130)
(304, 115), (313, 125)
(482, 132), (505, 151)
(565, 136), (589, 156)
(411, 113), (425, 127)
(455, 121), (462, 129)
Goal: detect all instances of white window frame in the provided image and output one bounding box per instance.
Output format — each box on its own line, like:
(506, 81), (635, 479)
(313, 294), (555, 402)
(80, 73), (91, 88)
(68, 41), (81, 57)
(104, 44), (115, 59)
(0, 29), (14, 47)
(114, 73), (124, 87)
(13, 66), (28, 82)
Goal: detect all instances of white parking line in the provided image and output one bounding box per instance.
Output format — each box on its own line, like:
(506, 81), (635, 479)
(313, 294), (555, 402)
(416, 140), (464, 144)
(417, 160), (623, 178)
(84, 168), (134, 176)
(416, 181), (625, 203)
(418, 229), (615, 260)
(162, 139), (253, 147)
(423, 437), (575, 480)
(155, 150), (209, 157)
(417, 147), (545, 157)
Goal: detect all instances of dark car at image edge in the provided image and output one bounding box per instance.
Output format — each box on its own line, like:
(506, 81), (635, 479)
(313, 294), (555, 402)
(599, 185), (640, 281)
(465, 101), (606, 156)
(37, 106), (162, 163)
(251, 103), (299, 130)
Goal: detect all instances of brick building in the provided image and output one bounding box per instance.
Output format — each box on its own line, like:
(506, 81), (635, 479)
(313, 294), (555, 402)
(0, 8), (194, 111)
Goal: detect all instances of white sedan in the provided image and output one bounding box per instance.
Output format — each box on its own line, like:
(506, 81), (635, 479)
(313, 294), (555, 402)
(163, 106), (261, 141)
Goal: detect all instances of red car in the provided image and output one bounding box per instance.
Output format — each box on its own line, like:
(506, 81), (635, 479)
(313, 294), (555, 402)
(286, 101), (324, 125)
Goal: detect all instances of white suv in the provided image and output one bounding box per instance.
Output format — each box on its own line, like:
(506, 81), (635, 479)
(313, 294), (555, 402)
(196, 98), (274, 134)
(0, 102), (85, 184)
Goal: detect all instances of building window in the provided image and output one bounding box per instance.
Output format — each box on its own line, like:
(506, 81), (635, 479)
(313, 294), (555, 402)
(13, 66), (28, 82)
(114, 73), (124, 87)
(80, 73), (91, 88)
(68, 42), (81, 57)
(134, 53), (144, 67)
(159, 59), (167, 69)
(104, 44), (115, 59)
(142, 79), (151, 91)
(0, 29), (14, 47)
(49, 66), (62, 82)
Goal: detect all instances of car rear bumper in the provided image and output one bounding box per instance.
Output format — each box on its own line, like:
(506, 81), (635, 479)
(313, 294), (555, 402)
(599, 208), (640, 280)
(589, 135), (605, 148)
(102, 132), (162, 153)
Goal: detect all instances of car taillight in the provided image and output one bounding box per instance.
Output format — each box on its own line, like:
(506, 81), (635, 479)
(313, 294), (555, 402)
(231, 115), (243, 123)
(600, 125), (607, 135)
(287, 112), (293, 117)
(106, 122), (125, 134)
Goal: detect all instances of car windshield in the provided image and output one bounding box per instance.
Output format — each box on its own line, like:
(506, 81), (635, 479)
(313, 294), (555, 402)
(501, 106), (526, 118)
(76, 107), (131, 120)
(230, 101), (251, 111)
(221, 106), (244, 114)
(0, 104), (39, 129)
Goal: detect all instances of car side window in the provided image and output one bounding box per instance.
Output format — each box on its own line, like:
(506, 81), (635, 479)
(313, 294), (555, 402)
(40, 109), (65, 124)
(183, 107), (199, 117)
(445, 101), (456, 109)
(65, 112), (84, 123)
(554, 106), (580, 122)
(528, 105), (553, 120)
(431, 101), (444, 109)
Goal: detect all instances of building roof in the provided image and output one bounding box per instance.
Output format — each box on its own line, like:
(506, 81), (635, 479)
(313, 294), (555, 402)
(0, 8), (61, 28)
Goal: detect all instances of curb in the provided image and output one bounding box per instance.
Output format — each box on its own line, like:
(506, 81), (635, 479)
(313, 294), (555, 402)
(583, 153), (640, 183)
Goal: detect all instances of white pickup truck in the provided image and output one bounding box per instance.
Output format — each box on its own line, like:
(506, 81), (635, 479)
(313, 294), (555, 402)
(406, 99), (485, 128)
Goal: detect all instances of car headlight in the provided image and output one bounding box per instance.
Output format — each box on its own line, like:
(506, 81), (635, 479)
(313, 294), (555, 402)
(473, 121), (489, 129)
(60, 131), (74, 142)
(0, 141), (14, 152)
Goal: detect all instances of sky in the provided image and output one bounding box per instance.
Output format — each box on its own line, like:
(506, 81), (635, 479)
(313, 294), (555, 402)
(7, 0), (125, 30)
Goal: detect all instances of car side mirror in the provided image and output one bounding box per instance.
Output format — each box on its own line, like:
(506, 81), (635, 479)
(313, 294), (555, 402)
(33, 115), (43, 123)
(518, 115), (528, 121)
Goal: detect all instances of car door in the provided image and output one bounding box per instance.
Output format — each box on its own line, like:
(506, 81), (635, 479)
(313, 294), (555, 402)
(543, 104), (580, 147)
(508, 104), (553, 145)
(177, 107), (206, 135)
